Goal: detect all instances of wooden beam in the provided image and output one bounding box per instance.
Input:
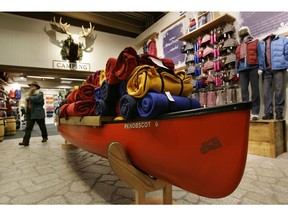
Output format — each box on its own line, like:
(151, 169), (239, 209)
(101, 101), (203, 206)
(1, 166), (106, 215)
(178, 13), (236, 41)
(59, 116), (115, 127)
(0, 64), (95, 79)
(54, 12), (143, 35)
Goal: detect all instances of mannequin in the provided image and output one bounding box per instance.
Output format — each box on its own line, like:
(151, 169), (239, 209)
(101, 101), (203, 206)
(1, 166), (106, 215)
(258, 34), (288, 120)
(236, 26), (260, 120)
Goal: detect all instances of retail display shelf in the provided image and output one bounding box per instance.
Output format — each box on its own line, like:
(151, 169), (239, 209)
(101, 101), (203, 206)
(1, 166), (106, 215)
(178, 13), (236, 41)
(0, 78), (8, 86)
(0, 89), (7, 95)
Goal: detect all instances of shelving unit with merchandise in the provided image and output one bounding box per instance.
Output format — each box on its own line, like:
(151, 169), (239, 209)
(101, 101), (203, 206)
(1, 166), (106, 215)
(0, 78), (8, 119)
(43, 89), (66, 124)
(179, 13), (241, 108)
(45, 95), (55, 118)
(0, 78), (7, 141)
(0, 78), (18, 137)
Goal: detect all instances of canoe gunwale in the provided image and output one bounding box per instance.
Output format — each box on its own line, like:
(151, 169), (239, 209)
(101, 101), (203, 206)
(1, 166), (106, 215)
(57, 101), (252, 127)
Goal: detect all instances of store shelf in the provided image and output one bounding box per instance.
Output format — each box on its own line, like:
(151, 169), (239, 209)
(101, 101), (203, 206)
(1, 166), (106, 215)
(0, 78), (8, 86)
(0, 89), (7, 95)
(0, 107), (7, 110)
(197, 12), (209, 19)
(178, 13), (236, 41)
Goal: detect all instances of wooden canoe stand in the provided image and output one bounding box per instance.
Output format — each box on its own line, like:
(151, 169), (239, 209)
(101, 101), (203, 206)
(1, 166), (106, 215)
(108, 142), (173, 204)
(61, 139), (78, 149)
(58, 116), (173, 204)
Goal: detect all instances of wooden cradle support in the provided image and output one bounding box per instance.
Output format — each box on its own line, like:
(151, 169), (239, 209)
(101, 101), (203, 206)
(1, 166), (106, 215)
(108, 142), (173, 204)
(61, 139), (78, 149)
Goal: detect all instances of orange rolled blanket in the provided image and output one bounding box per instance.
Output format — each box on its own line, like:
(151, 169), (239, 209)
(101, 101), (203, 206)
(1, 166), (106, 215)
(126, 65), (193, 98)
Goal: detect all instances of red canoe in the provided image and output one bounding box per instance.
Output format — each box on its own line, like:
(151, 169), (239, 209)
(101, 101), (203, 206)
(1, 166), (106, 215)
(57, 101), (252, 198)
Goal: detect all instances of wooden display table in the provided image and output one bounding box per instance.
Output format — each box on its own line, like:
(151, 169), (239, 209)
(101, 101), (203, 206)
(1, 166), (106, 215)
(248, 119), (286, 158)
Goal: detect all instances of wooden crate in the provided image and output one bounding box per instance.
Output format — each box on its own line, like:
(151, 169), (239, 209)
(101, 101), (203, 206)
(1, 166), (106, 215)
(248, 120), (286, 158)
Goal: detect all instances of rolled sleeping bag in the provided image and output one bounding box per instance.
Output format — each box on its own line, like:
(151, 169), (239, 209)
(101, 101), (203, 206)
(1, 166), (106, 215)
(78, 84), (96, 101)
(95, 99), (116, 116)
(127, 65), (193, 98)
(100, 80), (119, 103)
(105, 58), (120, 84)
(137, 91), (201, 118)
(119, 94), (139, 120)
(94, 87), (101, 101)
(115, 47), (138, 80)
(66, 100), (96, 117)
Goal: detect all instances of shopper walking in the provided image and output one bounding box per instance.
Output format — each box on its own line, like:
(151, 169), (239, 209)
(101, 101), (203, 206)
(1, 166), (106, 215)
(19, 81), (48, 146)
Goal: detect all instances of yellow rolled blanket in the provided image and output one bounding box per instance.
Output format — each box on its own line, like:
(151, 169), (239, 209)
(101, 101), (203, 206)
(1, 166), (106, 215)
(127, 65), (192, 98)
(99, 70), (107, 86)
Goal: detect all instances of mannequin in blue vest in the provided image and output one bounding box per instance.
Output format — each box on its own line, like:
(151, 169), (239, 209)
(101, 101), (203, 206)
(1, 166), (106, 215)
(258, 34), (288, 120)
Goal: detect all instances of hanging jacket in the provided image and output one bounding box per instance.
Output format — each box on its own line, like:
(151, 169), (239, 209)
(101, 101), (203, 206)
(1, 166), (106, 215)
(258, 35), (288, 71)
(148, 38), (157, 57)
(235, 37), (259, 72)
(15, 89), (21, 100)
(9, 89), (15, 99)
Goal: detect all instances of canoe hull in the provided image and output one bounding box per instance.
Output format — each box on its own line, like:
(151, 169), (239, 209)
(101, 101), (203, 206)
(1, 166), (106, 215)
(58, 102), (251, 198)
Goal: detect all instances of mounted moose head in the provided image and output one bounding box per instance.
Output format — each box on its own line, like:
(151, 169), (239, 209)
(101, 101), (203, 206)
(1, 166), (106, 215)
(50, 17), (95, 63)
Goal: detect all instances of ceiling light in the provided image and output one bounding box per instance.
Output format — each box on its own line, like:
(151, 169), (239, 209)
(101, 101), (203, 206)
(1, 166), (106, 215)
(27, 76), (55, 79)
(60, 80), (72, 84)
(60, 78), (86, 82)
(13, 76), (27, 82)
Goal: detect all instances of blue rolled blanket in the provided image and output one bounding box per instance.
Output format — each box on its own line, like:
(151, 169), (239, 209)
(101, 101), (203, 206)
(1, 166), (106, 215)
(95, 99), (116, 116)
(94, 87), (101, 101)
(137, 92), (200, 118)
(100, 79), (119, 103)
(120, 94), (139, 120)
(119, 80), (128, 97)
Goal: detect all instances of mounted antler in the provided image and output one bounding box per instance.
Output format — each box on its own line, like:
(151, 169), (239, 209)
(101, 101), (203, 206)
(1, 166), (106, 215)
(50, 17), (72, 35)
(49, 16), (96, 62)
(79, 22), (95, 37)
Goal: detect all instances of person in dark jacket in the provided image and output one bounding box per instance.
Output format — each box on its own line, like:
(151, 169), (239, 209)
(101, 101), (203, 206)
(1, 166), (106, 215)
(258, 34), (288, 120)
(19, 81), (48, 146)
(236, 26), (260, 120)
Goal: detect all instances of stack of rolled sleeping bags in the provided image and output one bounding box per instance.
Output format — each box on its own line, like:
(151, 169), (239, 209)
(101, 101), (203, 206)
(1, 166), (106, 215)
(58, 84), (96, 119)
(58, 46), (201, 120)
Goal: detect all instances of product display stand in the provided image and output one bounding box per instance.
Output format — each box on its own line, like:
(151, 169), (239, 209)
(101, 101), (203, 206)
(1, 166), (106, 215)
(108, 141), (173, 204)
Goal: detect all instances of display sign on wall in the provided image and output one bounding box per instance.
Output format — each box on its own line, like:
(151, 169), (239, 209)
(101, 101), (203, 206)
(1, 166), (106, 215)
(53, 60), (90, 71)
(161, 17), (186, 69)
(240, 12), (288, 38)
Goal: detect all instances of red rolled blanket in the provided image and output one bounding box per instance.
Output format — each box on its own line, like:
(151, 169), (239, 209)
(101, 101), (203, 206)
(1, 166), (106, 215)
(86, 70), (101, 88)
(105, 58), (120, 84)
(78, 84), (95, 101)
(115, 47), (138, 80)
(66, 100), (96, 117)
(59, 103), (69, 119)
(66, 89), (81, 103)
